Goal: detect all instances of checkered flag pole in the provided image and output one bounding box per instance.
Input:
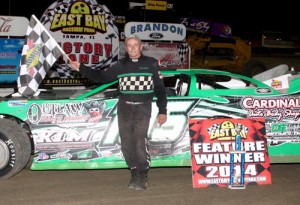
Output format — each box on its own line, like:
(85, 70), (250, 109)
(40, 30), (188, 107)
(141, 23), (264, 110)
(17, 14), (69, 98)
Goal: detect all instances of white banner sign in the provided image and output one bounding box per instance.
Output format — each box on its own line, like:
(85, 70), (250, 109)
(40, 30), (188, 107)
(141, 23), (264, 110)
(125, 22), (186, 41)
(0, 16), (29, 36)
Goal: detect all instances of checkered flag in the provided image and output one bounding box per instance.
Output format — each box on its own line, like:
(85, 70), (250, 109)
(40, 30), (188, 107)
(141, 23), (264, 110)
(17, 15), (66, 98)
(177, 43), (189, 66)
(91, 47), (119, 70)
(48, 64), (77, 78)
(235, 123), (249, 134)
(92, 4), (117, 33)
(207, 123), (220, 135)
(242, 126), (249, 134)
(41, 0), (104, 25)
(40, 0), (69, 24)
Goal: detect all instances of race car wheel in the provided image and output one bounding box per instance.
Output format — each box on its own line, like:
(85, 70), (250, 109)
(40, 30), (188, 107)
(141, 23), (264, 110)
(242, 59), (267, 77)
(0, 118), (31, 179)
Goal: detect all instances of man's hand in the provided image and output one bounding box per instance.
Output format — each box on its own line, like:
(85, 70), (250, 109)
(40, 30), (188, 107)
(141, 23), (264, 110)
(157, 114), (167, 126)
(68, 61), (80, 71)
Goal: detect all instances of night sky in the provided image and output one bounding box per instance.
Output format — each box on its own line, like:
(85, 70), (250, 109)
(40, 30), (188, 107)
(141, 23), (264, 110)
(1, 0), (299, 40)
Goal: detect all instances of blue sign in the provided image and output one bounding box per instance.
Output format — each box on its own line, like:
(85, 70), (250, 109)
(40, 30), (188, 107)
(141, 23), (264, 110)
(0, 38), (23, 86)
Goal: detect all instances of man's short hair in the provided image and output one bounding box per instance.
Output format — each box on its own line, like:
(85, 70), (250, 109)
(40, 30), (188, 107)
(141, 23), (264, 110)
(125, 34), (142, 45)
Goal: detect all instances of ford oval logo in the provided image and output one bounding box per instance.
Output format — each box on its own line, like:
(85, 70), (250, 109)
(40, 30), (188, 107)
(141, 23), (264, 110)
(149, 33), (164, 39)
(256, 88), (272, 93)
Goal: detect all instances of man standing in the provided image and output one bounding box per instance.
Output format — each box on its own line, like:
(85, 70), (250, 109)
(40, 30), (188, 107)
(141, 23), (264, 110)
(69, 35), (167, 191)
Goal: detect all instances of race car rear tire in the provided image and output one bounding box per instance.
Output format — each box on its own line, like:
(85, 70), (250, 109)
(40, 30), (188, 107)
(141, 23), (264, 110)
(0, 118), (31, 179)
(242, 59), (267, 77)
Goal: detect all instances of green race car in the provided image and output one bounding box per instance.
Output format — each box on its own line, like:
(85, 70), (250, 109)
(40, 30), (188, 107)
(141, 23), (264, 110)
(1, 67), (300, 179)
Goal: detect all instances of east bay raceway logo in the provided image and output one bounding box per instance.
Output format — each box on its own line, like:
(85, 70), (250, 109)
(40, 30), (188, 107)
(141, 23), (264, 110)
(207, 120), (248, 141)
(40, 0), (119, 72)
(50, 1), (107, 34)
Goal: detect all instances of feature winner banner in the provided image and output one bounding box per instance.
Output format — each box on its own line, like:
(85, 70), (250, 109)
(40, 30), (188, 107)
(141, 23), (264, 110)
(189, 118), (272, 188)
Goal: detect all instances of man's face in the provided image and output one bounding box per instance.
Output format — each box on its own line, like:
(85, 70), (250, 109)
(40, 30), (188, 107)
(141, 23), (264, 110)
(125, 38), (143, 59)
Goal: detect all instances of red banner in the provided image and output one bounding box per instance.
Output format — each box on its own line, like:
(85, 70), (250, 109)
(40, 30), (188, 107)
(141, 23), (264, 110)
(119, 41), (190, 69)
(189, 118), (272, 188)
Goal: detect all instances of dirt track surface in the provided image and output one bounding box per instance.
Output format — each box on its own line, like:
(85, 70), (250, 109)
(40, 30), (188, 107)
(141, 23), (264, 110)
(0, 162), (299, 205)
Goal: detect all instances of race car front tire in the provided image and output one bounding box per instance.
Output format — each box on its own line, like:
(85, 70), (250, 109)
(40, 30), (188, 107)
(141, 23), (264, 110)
(0, 118), (31, 179)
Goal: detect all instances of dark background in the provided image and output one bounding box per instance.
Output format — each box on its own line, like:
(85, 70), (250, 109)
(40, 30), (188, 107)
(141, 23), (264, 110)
(1, 0), (299, 40)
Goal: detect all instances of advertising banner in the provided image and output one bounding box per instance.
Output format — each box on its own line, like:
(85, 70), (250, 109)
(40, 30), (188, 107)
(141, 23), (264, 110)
(124, 22), (186, 41)
(145, 0), (167, 11)
(189, 118), (272, 188)
(0, 38), (24, 86)
(26, 99), (193, 170)
(181, 17), (232, 37)
(39, 0), (119, 84)
(119, 41), (190, 69)
(0, 16), (29, 36)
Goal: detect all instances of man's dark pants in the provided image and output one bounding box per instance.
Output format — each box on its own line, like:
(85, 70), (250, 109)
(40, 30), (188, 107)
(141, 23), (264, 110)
(117, 99), (152, 171)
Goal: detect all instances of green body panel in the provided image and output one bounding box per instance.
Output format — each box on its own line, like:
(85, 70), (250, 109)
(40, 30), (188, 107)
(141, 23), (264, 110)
(1, 69), (300, 170)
